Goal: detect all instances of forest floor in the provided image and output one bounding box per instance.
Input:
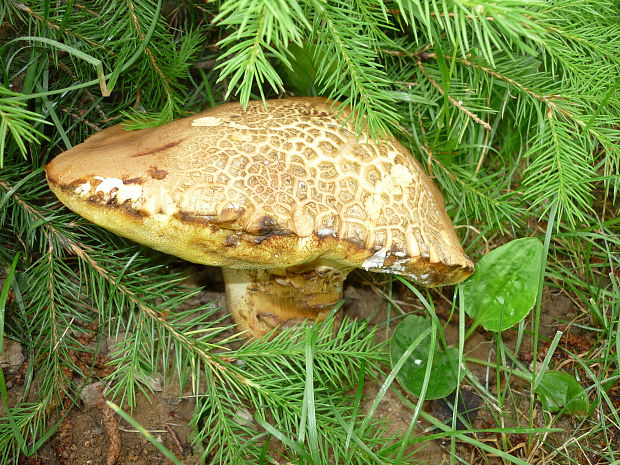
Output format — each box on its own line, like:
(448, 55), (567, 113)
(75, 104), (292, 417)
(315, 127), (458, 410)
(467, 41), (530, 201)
(3, 264), (612, 465)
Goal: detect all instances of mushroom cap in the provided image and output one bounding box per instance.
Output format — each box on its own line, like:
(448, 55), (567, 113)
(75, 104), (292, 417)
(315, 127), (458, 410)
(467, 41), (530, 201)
(46, 97), (473, 286)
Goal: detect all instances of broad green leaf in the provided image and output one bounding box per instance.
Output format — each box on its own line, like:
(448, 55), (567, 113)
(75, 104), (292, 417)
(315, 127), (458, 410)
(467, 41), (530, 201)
(462, 237), (544, 332)
(390, 315), (462, 400)
(534, 371), (590, 416)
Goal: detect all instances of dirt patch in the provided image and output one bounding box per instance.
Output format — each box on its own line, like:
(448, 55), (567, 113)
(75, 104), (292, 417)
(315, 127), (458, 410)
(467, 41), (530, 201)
(29, 380), (199, 465)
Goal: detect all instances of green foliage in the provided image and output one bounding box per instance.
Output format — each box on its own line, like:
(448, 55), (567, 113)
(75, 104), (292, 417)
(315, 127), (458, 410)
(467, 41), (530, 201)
(534, 370), (591, 416)
(390, 315), (462, 399)
(0, 88), (48, 168)
(190, 321), (397, 464)
(215, 0), (309, 102)
(0, 0), (618, 464)
(462, 238), (544, 332)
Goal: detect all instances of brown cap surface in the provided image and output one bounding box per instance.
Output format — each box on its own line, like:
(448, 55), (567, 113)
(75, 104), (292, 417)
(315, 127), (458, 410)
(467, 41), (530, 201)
(46, 97), (473, 286)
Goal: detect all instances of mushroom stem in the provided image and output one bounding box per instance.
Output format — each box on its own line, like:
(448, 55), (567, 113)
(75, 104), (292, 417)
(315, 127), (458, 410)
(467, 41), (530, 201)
(222, 262), (351, 337)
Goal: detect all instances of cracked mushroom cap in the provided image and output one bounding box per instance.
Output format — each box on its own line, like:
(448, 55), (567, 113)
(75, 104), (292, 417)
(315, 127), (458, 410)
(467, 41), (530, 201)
(45, 97), (473, 287)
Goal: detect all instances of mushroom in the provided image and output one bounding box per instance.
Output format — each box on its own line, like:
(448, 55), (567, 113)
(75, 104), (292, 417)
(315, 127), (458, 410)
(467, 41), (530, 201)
(45, 97), (474, 338)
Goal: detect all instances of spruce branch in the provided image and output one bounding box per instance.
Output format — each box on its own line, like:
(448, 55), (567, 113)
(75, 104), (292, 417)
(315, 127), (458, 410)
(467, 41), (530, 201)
(522, 117), (598, 225)
(451, 54), (617, 135)
(309, 0), (399, 135)
(535, 0), (620, 86)
(0, 176), (101, 461)
(65, 240), (253, 406)
(446, 54), (618, 225)
(379, 43), (618, 227)
(1, 1), (619, 463)
(431, 160), (524, 231)
(215, 0), (399, 135)
(1, 0), (199, 125)
(416, 58), (491, 131)
(0, 171), (82, 254)
(3, 1), (109, 50)
(190, 318), (387, 464)
(215, 0), (309, 102)
(120, 0), (202, 123)
(0, 88), (49, 168)
(0, 402), (50, 461)
(394, 0), (546, 63)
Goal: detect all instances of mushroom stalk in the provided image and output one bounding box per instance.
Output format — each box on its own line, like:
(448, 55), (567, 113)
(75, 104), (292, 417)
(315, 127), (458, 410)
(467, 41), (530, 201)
(222, 262), (350, 337)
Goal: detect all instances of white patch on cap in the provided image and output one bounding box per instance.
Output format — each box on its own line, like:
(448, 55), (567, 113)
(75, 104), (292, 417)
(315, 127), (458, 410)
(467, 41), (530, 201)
(191, 116), (222, 127)
(372, 163), (414, 199)
(364, 194), (383, 221)
(74, 181), (92, 197)
(94, 176), (143, 203)
(94, 176), (123, 194)
(387, 258), (410, 273)
(391, 164), (413, 185)
(403, 271), (432, 285)
(317, 228), (336, 237)
(228, 122), (250, 130)
(143, 186), (177, 220)
(362, 247), (389, 271)
(387, 150), (398, 163)
(365, 256), (411, 275)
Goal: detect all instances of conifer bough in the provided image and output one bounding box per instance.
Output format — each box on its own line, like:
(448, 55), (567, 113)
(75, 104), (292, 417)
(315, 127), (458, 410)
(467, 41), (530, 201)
(45, 98), (474, 338)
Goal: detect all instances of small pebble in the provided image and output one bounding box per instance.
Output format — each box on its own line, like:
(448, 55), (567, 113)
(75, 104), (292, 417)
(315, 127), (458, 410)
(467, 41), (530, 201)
(0, 338), (24, 372)
(79, 381), (105, 409)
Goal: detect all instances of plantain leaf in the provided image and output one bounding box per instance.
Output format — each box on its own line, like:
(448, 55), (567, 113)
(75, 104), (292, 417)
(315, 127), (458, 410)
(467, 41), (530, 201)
(462, 237), (544, 332)
(390, 315), (462, 400)
(535, 370), (590, 416)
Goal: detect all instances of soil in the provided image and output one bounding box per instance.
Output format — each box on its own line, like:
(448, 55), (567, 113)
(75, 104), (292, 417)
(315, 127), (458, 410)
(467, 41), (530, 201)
(2, 266), (598, 464)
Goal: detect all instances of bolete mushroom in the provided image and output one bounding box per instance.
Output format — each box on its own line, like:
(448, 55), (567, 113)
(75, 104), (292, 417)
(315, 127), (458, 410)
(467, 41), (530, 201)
(46, 97), (474, 338)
